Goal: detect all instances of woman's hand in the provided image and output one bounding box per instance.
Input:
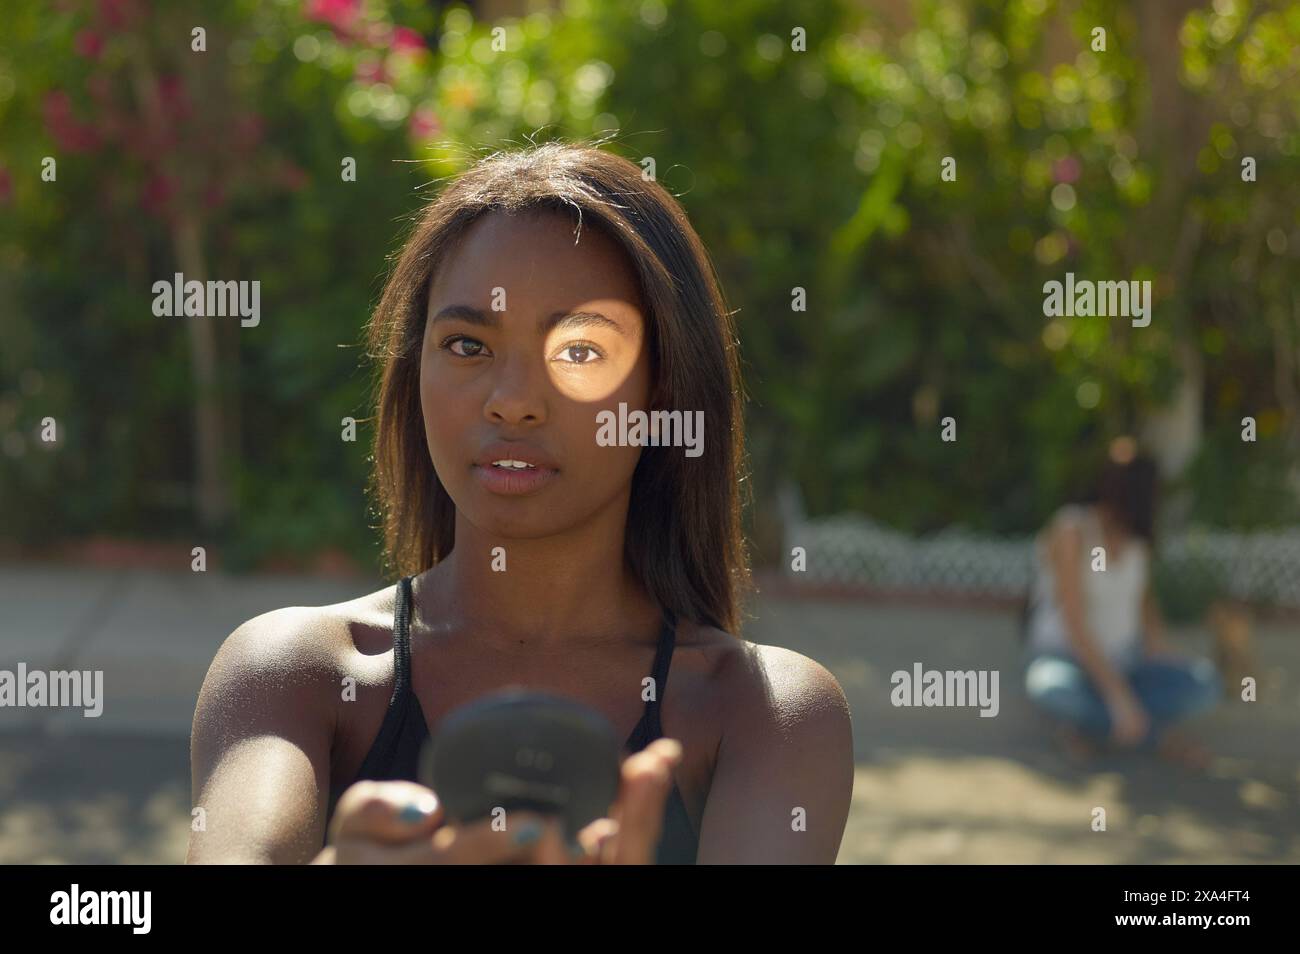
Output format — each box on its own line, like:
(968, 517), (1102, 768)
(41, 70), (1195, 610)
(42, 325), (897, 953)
(1104, 688), (1150, 747)
(312, 780), (573, 865)
(573, 738), (684, 864)
(314, 738), (683, 865)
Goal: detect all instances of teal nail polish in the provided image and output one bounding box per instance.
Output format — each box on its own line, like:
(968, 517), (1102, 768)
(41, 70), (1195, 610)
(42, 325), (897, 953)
(398, 804), (425, 824)
(513, 821), (542, 845)
(398, 798), (434, 824)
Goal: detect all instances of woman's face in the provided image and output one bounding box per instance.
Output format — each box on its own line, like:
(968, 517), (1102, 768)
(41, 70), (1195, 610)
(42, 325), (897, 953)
(420, 209), (653, 539)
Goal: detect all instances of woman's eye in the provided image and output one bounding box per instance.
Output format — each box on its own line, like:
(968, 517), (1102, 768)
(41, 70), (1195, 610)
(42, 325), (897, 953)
(555, 342), (604, 365)
(443, 336), (486, 358)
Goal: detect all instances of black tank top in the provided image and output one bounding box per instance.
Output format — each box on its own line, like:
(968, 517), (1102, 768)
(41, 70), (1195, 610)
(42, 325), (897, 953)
(323, 576), (699, 864)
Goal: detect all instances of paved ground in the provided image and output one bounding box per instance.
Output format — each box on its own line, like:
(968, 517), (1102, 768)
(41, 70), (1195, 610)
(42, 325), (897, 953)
(1, 564), (1296, 863)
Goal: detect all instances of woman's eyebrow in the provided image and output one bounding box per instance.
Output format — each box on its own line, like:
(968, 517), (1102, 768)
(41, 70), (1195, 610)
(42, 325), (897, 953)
(429, 304), (629, 338)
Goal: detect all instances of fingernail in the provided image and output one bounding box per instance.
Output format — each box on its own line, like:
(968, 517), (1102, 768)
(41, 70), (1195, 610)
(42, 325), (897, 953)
(398, 794), (437, 824)
(513, 820), (543, 846)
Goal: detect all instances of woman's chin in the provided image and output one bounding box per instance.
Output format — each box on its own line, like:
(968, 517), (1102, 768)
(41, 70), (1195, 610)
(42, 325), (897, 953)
(460, 503), (568, 540)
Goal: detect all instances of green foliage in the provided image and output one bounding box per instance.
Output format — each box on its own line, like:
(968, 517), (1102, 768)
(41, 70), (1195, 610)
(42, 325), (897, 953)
(1, 0), (1296, 571)
(1182, 423), (1300, 528)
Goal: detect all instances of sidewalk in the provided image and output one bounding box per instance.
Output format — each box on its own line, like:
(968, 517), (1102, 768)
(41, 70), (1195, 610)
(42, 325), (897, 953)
(1, 564), (1296, 863)
(0, 565), (370, 736)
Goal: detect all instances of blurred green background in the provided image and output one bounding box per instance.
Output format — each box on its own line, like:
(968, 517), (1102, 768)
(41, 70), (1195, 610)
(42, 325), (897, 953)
(1, 0), (1297, 576)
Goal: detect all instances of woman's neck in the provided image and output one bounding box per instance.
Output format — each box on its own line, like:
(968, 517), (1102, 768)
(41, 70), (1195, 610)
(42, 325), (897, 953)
(415, 506), (663, 650)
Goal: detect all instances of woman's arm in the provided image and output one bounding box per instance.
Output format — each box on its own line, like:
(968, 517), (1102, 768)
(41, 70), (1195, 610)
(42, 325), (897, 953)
(1048, 518), (1132, 701)
(1048, 517), (1150, 745)
(186, 608), (338, 864)
(187, 610), (654, 866)
(695, 645), (853, 864)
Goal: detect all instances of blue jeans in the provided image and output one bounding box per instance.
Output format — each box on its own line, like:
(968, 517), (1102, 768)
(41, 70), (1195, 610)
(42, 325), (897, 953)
(1023, 647), (1222, 747)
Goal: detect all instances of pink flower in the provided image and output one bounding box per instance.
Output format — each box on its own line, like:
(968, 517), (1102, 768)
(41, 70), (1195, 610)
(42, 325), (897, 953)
(304, 0), (361, 32)
(75, 30), (104, 59)
(353, 58), (389, 85)
(409, 104), (441, 141)
(141, 174), (176, 216)
(43, 90), (72, 119)
(42, 91), (103, 153)
(392, 27), (426, 54)
(98, 0), (139, 31)
(157, 74), (193, 122)
(1053, 156), (1081, 184)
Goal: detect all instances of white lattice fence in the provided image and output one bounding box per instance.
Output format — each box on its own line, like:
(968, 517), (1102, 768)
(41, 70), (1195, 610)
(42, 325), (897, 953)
(782, 509), (1300, 609)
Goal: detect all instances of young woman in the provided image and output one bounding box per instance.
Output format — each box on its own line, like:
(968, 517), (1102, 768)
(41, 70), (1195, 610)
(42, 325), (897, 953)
(186, 142), (854, 864)
(1022, 439), (1222, 767)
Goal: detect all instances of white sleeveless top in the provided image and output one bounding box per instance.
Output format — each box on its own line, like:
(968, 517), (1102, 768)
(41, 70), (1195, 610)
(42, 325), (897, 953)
(1027, 503), (1149, 664)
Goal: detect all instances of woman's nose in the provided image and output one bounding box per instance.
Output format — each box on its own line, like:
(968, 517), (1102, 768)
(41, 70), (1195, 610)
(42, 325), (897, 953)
(483, 358), (547, 424)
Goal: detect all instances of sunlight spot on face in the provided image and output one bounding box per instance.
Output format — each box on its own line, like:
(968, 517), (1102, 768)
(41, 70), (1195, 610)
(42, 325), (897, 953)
(540, 300), (645, 404)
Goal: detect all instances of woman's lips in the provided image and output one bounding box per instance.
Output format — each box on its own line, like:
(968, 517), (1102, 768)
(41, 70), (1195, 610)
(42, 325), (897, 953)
(471, 462), (559, 496)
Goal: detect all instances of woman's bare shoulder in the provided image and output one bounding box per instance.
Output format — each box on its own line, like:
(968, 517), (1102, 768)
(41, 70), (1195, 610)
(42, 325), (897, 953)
(204, 583), (399, 690)
(1041, 504), (1090, 551)
(678, 620), (849, 731)
(1045, 502), (1091, 531)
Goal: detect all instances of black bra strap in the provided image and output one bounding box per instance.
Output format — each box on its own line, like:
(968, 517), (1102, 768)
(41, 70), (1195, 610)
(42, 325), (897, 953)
(389, 575), (413, 704)
(327, 575), (418, 817)
(642, 608), (678, 739)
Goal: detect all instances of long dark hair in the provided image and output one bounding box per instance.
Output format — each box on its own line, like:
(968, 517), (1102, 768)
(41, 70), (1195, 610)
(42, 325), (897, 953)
(1093, 443), (1159, 548)
(365, 140), (753, 635)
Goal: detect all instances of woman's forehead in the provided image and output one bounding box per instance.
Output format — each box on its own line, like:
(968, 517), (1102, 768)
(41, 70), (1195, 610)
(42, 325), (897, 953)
(430, 209), (644, 312)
